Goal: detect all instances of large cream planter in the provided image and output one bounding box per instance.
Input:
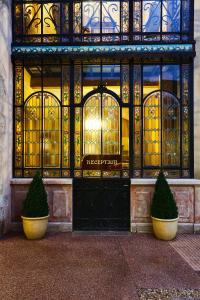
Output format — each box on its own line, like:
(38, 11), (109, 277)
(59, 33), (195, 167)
(151, 216), (179, 241)
(21, 216), (49, 240)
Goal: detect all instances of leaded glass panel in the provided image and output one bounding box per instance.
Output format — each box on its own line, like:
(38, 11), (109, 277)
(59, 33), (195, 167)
(75, 107), (82, 167)
(43, 93), (60, 168)
(24, 92), (42, 168)
(102, 93), (120, 154)
(162, 92), (180, 166)
(14, 62), (193, 178)
(15, 65), (23, 105)
(143, 92), (161, 167)
(74, 65), (82, 104)
(121, 65), (129, 103)
(83, 94), (101, 155)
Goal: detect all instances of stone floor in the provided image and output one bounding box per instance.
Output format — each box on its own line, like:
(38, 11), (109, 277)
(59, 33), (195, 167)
(0, 233), (200, 300)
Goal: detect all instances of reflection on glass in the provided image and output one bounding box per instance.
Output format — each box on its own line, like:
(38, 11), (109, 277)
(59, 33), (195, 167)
(162, 0), (180, 32)
(143, 1), (161, 32)
(162, 65), (180, 98)
(83, 93), (120, 155)
(83, 94), (101, 154)
(82, 1), (120, 34)
(143, 65), (160, 98)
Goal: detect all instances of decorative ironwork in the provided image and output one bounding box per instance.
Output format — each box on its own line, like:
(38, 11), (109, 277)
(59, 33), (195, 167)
(13, 0), (193, 44)
(121, 65), (129, 103)
(12, 44), (194, 57)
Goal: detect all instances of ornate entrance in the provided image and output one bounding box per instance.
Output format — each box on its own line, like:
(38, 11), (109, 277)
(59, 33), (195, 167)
(73, 87), (130, 230)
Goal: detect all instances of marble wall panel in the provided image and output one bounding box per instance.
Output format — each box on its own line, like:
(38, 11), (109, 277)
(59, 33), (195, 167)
(131, 186), (194, 224)
(11, 184), (72, 223)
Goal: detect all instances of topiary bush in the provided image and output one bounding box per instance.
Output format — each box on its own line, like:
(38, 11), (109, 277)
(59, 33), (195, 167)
(151, 171), (178, 219)
(22, 172), (49, 217)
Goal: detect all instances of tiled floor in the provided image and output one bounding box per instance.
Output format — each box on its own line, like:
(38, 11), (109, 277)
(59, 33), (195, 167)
(0, 233), (199, 300)
(170, 234), (200, 271)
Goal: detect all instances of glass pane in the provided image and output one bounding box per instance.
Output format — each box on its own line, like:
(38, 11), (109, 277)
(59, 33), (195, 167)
(75, 108), (82, 167)
(143, 65), (160, 98)
(121, 1), (129, 34)
(122, 108), (129, 168)
(182, 65), (190, 105)
(15, 65), (23, 105)
(82, 1), (100, 34)
(133, 1), (141, 33)
(182, 106), (189, 169)
(133, 65), (141, 105)
(43, 3), (60, 35)
(102, 65), (120, 95)
(162, 92), (180, 166)
(102, 1), (120, 34)
(162, 65), (180, 98)
(74, 2), (81, 33)
(24, 3), (42, 35)
(143, 92), (161, 167)
(15, 4), (23, 37)
(43, 93), (60, 168)
(62, 107), (70, 168)
(83, 65), (100, 97)
(83, 94), (101, 155)
(133, 107), (141, 168)
(121, 65), (129, 103)
(24, 65), (42, 100)
(62, 65), (70, 105)
(102, 93), (120, 154)
(62, 3), (69, 34)
(43, 65), (61, 99)
(162, 0), (181, 32)
(143, 1), (161, 32)
(24, 92), (42, 168)
(15, 107), (23, 168)
(74, 65), (82, 104)
(182, 0), (190, 32)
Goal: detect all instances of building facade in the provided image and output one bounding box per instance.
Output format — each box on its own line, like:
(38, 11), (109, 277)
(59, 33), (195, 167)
(0, 0), (200, 233)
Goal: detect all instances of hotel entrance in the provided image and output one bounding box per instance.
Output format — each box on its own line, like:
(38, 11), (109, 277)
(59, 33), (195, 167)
(13, 60), (192, 231)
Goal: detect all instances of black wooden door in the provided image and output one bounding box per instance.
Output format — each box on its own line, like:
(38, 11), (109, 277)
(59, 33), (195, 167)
(73, 178), (130, 231)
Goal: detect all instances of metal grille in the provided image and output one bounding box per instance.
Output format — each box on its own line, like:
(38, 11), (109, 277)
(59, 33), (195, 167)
(13, 0), (193, 45)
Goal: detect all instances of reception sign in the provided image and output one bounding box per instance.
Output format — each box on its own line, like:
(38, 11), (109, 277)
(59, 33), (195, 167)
(82, 155), (122, 171)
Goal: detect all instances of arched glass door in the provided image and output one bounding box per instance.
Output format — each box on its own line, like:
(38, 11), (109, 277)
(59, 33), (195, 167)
(74, 86), (129, 178)
(83, 92), (120, 155)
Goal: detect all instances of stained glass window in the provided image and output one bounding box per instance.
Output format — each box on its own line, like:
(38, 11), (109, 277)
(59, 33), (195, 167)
(133, 63), (191, 178)
(14, 62), (70, 177)
(14, 62), (192, 178)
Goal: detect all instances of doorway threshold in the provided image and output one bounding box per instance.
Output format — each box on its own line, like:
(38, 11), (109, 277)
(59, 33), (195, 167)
(72, 231), (131, 236)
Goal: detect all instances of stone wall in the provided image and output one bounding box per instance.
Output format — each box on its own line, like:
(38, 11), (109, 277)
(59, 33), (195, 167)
(194, 1), (200, 178)
(11, 179), (73, 232)
(0, 0), (12, 234)
(131, 179), (200, 233)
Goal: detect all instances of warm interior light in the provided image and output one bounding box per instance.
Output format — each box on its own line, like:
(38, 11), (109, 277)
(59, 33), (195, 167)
(85, 118), (101, 131)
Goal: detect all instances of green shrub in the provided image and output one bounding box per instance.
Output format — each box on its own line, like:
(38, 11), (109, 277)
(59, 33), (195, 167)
(151, 171), (178, 219)
(22, 172), (49, 217)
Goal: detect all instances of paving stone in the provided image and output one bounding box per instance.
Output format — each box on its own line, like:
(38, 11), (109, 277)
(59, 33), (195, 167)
(0, 233), (199, 300)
